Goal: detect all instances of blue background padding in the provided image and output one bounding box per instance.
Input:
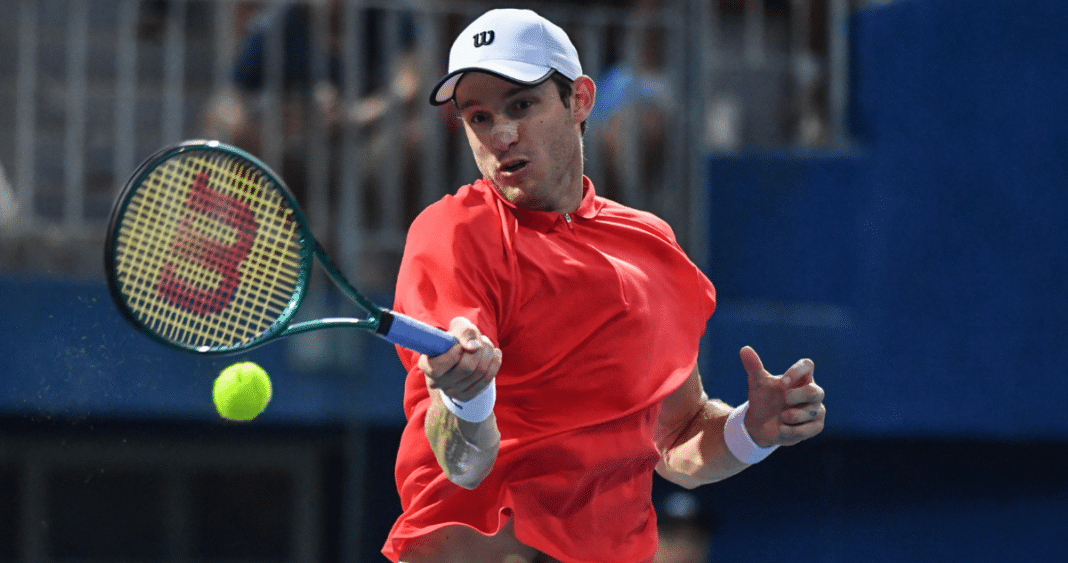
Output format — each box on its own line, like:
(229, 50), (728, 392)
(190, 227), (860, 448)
(700, 0), (1068, 441)
(0, 277), (408, 424)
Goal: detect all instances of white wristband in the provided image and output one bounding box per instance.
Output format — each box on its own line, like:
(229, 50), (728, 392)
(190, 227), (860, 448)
(724, 401), (779, 464)
(439, 380), (496, 422)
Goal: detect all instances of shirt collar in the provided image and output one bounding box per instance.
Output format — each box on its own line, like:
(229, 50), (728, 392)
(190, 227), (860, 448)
(478, 176), (604, 232)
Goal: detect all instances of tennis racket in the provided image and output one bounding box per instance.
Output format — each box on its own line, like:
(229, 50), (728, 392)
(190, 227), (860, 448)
(104, 140), (456, 356)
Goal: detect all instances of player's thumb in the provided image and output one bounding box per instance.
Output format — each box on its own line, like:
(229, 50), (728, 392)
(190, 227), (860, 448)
(739, 346), (774, 385)
(448, 316), (482, 351)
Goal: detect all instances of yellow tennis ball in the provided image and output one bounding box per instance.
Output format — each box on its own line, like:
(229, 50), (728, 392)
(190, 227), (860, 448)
(213, 362), (272, 421)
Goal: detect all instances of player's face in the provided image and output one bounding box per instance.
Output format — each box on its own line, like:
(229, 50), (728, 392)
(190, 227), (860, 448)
(455, 72), (593, 214)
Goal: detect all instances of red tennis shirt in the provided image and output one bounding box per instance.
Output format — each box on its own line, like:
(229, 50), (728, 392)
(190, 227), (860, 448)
(383, 177), (716, 563)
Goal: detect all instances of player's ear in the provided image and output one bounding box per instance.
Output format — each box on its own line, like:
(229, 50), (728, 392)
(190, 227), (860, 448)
(572, 75), (596, 125)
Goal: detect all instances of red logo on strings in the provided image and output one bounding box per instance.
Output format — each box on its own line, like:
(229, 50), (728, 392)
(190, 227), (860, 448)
(157, 172), (258, 315)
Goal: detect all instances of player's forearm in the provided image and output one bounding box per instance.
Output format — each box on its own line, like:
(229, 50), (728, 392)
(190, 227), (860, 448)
(655, 398), (751, 489)
(424, 397), (500, 489)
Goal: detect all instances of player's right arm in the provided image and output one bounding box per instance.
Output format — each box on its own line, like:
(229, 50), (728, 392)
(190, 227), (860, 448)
(419, 317), (503, 489)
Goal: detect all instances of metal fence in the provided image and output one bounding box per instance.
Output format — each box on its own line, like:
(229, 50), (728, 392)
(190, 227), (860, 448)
(0, 0), (850, 288)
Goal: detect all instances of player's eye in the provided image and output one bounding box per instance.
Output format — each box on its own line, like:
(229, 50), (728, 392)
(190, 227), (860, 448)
(467, 112), (490, 126)
(510, 99), (534, 114)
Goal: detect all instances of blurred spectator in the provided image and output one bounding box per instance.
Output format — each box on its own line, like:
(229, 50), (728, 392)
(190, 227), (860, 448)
(199, 0), (422, 216)
(137, 0), (260, 44)
(0, 160), (16, 224)
(590, 0), (670, 206)
(654, 488), (716, 563)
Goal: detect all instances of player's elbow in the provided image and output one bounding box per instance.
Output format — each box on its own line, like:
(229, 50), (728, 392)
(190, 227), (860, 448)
(444, 458), (495, 490)
(441, 440), (499, 489)
(655, 457), (713, 490)
(448, 473), (483, 490)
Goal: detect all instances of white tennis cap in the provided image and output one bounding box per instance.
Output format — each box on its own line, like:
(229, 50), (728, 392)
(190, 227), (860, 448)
(429, 8), (583, 105)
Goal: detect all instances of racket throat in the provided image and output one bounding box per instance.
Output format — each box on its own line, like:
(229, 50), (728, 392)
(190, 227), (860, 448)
(375, 310), (397, 338)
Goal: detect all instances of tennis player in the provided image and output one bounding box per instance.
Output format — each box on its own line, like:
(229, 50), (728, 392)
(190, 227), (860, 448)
(384, 9), (826, 563)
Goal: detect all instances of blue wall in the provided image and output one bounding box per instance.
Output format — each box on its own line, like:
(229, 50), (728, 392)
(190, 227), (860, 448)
(702, 0), (1068, 441)
(0, 277), (408, 425)
(691, 1), (1068, 560)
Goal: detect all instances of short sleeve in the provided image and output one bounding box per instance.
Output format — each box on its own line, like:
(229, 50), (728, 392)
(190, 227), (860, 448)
(392, 189), (511, 371)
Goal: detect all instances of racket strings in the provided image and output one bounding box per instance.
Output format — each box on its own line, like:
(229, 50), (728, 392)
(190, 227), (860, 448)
(113, 151), (305, 350)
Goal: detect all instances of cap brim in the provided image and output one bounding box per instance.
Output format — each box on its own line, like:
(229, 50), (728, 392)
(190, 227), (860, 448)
(429, 61), (555, 105)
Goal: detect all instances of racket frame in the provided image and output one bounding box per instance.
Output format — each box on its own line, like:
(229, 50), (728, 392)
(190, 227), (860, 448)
(105, 140), (447, 355)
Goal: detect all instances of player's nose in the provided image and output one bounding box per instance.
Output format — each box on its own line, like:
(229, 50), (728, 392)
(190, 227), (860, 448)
(491, 121), (519, 150)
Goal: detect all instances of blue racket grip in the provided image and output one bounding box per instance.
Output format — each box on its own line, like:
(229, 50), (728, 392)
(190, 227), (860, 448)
(378, 310), (458, 356)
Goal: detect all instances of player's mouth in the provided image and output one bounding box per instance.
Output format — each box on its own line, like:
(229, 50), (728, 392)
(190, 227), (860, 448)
(500, 158), (529, 175)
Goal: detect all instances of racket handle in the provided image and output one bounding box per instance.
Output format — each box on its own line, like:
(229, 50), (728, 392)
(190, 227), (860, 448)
(378, 310), (458, 356)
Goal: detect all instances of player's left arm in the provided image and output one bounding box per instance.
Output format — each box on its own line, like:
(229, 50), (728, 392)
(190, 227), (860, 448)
(654, 347), (826, 488)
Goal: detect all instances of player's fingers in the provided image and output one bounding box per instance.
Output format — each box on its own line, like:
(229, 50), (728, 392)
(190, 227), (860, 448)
(476, 337), (502, 377)
(453, 343), (500, 400)
(785, 380), (824, 406)
(430, 367), (480, 396)
(451, 335), (498, 385)
(457, 339), (493, 384)
(419, 348), (460, 382)
(781, 358), (814, 388)
(457, 335), (493, 369)
(473, 335), (499, 374)
(451, 345), (486, 381)
(421, 366), (448, 390)
(777, 412), (826, 445)
(456, 372), (495, 401)
(420, 348), (475, 390)
(780, 402), (826, 426)
(423, 318), (487, 381)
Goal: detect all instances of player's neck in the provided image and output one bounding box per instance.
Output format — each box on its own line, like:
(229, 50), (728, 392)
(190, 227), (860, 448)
(548, 156), (586, 215)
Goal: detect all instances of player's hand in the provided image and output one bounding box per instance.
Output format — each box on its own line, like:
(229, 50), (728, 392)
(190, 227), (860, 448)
(739, 346), (826, 448)
(420, 317), (502, 402)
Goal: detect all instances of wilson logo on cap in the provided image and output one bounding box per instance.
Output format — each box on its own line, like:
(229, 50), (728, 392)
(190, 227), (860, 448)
(429, 9), (583, 105)
(473, 30), (495, 47)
